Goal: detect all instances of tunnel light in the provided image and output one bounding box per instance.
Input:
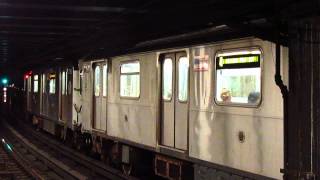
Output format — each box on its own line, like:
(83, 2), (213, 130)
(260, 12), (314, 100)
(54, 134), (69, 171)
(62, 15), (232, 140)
(1, 78), (8, 85)
(3, 90), (6, 102)
(1, 139), (13, 152)
(6, 144), (13, 152)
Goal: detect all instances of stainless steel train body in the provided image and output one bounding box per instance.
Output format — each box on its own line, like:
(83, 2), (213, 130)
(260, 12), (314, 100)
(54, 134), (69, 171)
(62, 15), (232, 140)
(26, 67), (73, 134)
(26, 37), (288, 179)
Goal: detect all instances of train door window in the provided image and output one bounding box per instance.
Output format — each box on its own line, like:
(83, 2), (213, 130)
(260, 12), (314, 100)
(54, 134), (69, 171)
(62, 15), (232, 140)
(67, 70), (72, 95)
(33, 75), (39, 93)
(178, 57), (189, 102)
(49, 74), (56, 94)
(94, 66), (100, 97)
(162, 58), (173, 100)
(42, 74), (46, 93)
(103, 64), (108, 97)
(61, 71), (66, 95)
(215, 50), (261, 105)
(79, 69), (83, 95)
(120, 61), (140, 98)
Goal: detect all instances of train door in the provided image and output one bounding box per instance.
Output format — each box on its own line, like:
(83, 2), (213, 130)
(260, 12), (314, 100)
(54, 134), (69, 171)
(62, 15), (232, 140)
(27, 76), (32, 111)
(160, 52), (189, 150)
(40, 73), (46, 115)
(48, 72), (58, 119)
(60, 68), (73, 123)
(32, 74), (40, 114)
(93, 62), (107, 131)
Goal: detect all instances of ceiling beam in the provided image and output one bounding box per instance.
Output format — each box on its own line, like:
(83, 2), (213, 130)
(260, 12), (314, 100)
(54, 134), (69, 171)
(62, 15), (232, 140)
(0, 2), (145, 13)
(0, 24), (89, 30)
(0, 16), (100, 22)
(0, 31), (83, 36)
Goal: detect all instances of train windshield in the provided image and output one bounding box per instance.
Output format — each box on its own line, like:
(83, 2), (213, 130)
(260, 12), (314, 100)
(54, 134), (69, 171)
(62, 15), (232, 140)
(215, 50), (261, 105)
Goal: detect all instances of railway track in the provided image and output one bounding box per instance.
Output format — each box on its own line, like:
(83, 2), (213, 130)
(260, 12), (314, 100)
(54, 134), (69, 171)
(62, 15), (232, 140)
(0, 137), (32, 180)
(1, 121), (87, 180)
(2, 119), (136, 180)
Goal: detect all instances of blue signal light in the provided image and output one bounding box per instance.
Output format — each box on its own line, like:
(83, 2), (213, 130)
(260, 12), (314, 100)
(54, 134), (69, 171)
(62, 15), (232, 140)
(1, 78), (8, 85)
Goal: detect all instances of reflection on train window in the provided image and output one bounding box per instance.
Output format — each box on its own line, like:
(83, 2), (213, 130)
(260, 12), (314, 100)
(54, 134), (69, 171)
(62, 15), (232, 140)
(95, 66), (100, 97)
(33, 75), (39, 93)
(49, 78), (56, 94)
(178, 57), (189, 102)
(216, 50), (261, 105)
(103, 64), (107, 97)
(162, 58), (172, 100)
(120, 61), (140, 98)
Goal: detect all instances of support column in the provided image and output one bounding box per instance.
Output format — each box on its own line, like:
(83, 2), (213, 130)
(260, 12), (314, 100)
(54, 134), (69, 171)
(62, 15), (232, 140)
(285, 17), (320, 179)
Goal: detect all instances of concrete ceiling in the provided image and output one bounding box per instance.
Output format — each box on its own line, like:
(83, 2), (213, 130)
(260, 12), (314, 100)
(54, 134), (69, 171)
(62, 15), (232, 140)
(0, 0), (318, 74)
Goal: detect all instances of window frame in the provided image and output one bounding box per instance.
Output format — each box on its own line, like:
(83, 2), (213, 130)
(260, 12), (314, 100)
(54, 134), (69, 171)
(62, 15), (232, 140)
(214, 47), (263, 107)
(177, 55), (189, 103)
(119, 60), (141, 99)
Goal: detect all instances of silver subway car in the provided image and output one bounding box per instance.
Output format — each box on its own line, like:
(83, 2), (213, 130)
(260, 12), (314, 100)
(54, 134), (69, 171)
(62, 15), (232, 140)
(26, 37), (287, 179)
(74, 37), (287, 179)
(26, 67), (74, 136)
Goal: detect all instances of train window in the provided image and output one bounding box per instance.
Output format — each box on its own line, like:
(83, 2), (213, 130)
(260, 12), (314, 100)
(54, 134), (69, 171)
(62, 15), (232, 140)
(162, 58), (173, 100)
(215, 50), (261, 105)
(103, 64), (107, 97)
(120, 61), (140, 98)
(178, 57), (189, 102)
(49, 74), (56, 94)
(62, 71), (66, 95)
(42, 74), (46, 93)
(79, 69), (83, 95)
(94, 66), (100, 97)
(33, 75), (39, 93)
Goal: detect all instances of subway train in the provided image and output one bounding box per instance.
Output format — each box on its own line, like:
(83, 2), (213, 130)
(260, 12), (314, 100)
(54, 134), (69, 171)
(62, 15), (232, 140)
(24, 37), (288, 180)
